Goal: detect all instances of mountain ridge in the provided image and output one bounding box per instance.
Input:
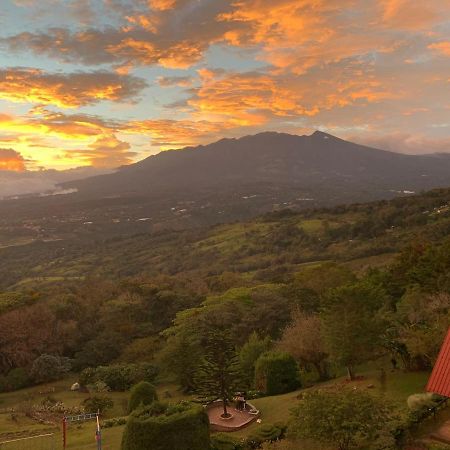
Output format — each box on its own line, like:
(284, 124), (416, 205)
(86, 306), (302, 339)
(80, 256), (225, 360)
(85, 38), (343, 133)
(65, 131), (450, 197)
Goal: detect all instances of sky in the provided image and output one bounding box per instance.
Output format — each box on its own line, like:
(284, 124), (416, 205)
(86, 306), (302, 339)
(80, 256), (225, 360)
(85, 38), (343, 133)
(0, 0), (449, 171)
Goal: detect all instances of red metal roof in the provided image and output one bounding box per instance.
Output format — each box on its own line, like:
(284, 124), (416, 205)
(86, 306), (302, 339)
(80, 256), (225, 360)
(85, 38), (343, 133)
(427, 327), (450, 398)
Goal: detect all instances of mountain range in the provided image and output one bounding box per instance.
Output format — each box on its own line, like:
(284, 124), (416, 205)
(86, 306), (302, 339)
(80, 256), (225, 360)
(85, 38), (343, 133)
(66, 131), (450, 200)
(1, 131), (450, 241)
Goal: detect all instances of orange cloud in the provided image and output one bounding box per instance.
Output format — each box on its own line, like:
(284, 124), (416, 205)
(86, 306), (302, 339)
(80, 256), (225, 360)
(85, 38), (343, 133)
(148, 0), (177, 10)
(106, 38), (204, 69)
(0, 110), (115, 141)
(126, 118), (234, 149)
(68, 135), (136, 168)
(219, 0), (404, 74)
(0, 110), (125, 168)
(0, 68), (147, 108)
(1, 0), (449, 168)
(0, 148), (26, 171)
(187, 67), (396, 127)
(428, 41), (450, 56)
(379, 0), (446, 30)
(188, 69), (317, 126)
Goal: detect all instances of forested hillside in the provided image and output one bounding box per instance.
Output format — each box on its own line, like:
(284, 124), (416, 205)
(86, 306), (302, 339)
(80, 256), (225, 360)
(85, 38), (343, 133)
(1, 187), (449, 449)
(1, 187), (450, 290)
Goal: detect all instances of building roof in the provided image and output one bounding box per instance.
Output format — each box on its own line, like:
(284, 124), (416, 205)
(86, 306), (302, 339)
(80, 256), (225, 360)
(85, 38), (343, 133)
(427, 327), (450, 398)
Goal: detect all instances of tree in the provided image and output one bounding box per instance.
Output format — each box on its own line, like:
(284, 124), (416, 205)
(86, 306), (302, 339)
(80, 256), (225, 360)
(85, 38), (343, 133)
(73, 331), (125, 370)
(239, 332), (272, 387)
(321, 282), (386, 380)
(254, 351), (300, 395)
(159, 330), (202, 392)
(0, 304), (62, 373)
(278, 311), (329, 380)
(294, 263), (356, 297)
(195, 330), (240, 418)
(394, 290), (450, 370)
(30, 354), (71, 384)
(128, 382), (158, 413)
(290, 388), (393, 450)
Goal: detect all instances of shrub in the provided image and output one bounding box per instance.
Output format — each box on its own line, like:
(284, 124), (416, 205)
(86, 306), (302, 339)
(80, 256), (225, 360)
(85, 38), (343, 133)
(139, 363), (159, 384)
(407, 393), (442, 412)
(0, 375), (8, 393)
(121, 401), (210, 450)
(95, 365), (133, 391)
(79, 367), (97, 387)
(246, 423), (286, 449)
(30, 354), (71, 384)
(211, 433), (244, 450)
(103, 417), (127, 428)
(239, 332), (272, 388)
(254, 352), (300, 395)
(5, 368), (31, 391)
(128, 382), (158, 413)
(80, 363), (159, 392)
(290, 388), (393, 450)
(88, 381), (110, 393)
(73, 331), (125, 370)
(83, 395), (114, 414)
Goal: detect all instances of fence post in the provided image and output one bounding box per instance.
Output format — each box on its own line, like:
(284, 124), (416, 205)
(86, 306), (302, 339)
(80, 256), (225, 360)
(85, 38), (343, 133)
(62, 416), (67, 449)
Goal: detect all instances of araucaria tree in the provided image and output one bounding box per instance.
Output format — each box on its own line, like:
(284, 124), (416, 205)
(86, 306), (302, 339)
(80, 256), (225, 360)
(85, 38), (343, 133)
(195, 330), (240, 418)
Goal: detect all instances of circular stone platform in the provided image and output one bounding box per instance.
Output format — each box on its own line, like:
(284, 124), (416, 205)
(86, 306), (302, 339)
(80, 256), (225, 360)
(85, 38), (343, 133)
(206, 401), (260, 432)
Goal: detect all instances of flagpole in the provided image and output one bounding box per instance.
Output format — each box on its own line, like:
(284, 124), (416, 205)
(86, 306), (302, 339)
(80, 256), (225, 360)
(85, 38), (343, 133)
(96, 411), (102, 450)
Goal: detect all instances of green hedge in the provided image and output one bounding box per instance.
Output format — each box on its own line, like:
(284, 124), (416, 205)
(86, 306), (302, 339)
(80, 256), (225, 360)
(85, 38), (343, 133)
(80, 363), (158, 391)
(246, 423), (286, 447)
(121, 402), (210, 450)
(254, 351), (300, 395)
(210, 433), (244, 450)
(210, 423), (286, 450)
(128, 382), (158, 413)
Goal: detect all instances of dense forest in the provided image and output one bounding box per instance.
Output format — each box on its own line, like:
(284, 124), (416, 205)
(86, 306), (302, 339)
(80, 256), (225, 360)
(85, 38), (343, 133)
(1, 188), (449, 449)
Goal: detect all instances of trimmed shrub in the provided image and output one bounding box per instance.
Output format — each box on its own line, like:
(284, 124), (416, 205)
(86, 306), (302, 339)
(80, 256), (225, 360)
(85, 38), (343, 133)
(211, 434), (244, 450)
(128, 382), (158, 413)
(254, 352), (300, 395)
(246, 423), (286, 448)
(121, 401), (210, 450)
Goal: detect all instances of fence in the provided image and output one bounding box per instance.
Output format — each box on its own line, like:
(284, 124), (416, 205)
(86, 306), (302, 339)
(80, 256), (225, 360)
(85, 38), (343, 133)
(0, 433), (56, 450)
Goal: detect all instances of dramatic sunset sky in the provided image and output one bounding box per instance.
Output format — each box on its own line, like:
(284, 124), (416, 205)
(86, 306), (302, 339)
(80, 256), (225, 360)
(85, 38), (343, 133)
(0, 0), (449, 170)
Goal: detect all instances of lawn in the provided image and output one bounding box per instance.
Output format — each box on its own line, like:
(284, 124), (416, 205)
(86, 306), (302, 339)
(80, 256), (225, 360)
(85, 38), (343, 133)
(64, 424), (125, 450)
(0, 378), (187, 448)
(0, 367), (435, 448)
(233, 366), (430, 439)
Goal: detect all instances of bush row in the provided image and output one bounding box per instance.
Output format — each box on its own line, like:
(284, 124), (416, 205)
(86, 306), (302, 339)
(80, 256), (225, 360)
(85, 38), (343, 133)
(80, 363), (158, 391)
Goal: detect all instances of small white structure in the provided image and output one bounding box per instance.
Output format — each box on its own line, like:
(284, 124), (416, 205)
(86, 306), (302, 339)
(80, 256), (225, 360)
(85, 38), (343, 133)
(70, 382), (80, 391)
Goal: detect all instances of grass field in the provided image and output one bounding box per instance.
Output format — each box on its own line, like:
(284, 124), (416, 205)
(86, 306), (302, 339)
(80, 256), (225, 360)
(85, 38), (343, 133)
(233, 366), (430, 438)
(0, 380), (188, 449)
